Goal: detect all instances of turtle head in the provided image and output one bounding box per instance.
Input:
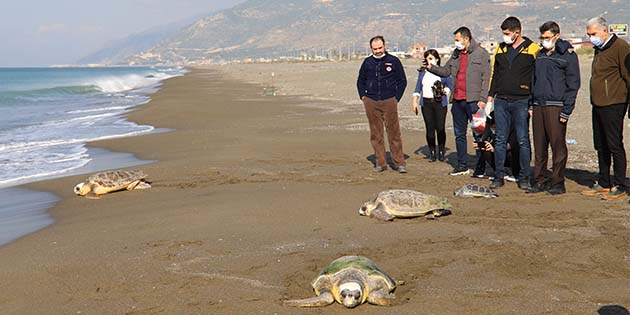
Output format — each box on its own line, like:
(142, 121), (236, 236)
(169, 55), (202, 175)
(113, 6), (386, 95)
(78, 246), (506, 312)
(339, 281), (363, 308)
(359, 198), (377, 216)
(74, 182), (91, 196)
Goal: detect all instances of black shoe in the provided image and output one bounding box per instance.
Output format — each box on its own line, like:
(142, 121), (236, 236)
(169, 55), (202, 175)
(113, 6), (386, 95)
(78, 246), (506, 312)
(547, 184), (566, 195)
(449, 165), (471, 176)
(527, 182), (545, 194)
(429, 150), (437, 162)
(438, 150), (446, 162)
(517, 177), (531, 190)
(490, 178), (504, 189)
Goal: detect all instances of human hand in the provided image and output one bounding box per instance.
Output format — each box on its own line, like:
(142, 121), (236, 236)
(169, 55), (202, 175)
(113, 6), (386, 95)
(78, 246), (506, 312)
(413, 103), (419, 115)
(472, 142), (479, 150)
(478, 101), (486, 109)
(485, 141), (494, 152)
(528, 109), (533, 117)
(559, 117), (567, 123)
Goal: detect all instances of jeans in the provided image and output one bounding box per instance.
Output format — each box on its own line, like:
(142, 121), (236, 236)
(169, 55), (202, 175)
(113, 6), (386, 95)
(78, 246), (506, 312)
(494, 97), (531, 179)
(451, 100), (479, 167)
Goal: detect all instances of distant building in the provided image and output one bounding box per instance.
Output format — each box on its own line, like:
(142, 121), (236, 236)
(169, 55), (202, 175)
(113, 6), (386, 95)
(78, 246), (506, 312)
(408, 44), (428, 58)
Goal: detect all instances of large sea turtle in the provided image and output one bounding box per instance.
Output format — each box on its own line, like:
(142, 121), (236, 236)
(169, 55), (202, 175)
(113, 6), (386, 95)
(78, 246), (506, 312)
(74, 170), (151, 199)
(359, 189), (452, 221)
(454, 183), (498, 198)
(284, 255), (396, 308)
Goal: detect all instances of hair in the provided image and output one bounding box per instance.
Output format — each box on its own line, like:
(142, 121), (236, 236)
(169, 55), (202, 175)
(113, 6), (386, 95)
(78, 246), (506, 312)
(423, 49), (441, 66)
(501, 16), (521, 32)
(453, 26), (472, 40)
(587, 16), (608, 31)
(369, 35), (385, 47)
(539, 21), (560, 35)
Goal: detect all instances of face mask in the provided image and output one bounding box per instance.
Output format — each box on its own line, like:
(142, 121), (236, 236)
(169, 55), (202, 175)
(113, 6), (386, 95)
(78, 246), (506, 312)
(454, 41), (465, 50)
(589, 35), (603, 47)
(503, 34), (515, 45)
(428, 60), (437, 66)
(542, 39), (554, 50)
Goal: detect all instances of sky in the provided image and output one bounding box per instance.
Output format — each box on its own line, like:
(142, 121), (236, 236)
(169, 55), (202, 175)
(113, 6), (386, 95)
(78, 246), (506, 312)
(0, 0), (246, 67)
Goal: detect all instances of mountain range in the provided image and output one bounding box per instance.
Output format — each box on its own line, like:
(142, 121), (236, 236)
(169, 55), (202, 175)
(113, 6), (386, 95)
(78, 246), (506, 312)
(80, 0), (630, 65)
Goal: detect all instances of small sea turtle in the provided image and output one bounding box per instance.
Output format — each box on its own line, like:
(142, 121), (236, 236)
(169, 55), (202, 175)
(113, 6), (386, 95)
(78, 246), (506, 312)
(454, 183), (498, 198)
(74, 170), (151, 199)
(359, 189), (452, 221)
(284, 255), (396, 308)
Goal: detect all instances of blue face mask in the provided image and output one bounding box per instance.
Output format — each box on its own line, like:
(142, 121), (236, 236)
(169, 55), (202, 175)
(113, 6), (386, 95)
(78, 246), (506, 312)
(590, 35), (603, 47)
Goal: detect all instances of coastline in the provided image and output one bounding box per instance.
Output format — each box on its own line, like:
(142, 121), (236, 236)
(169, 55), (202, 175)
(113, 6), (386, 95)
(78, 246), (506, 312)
(1, 66), (629, 314)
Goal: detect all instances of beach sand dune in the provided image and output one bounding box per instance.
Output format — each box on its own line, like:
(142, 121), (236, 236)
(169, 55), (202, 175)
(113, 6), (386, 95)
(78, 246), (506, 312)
(0, 65), (629, 314)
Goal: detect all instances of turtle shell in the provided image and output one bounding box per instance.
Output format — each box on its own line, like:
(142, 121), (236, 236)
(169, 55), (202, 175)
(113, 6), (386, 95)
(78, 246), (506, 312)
(312, 256), (396, 295)
(377, 189), (451, 217)
(87, 170), (148, 191)
(454, 183), (498, 198)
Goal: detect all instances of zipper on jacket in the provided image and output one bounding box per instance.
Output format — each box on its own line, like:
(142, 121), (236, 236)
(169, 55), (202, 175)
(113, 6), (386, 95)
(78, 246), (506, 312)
(605, 79), (609, 97)
(376, 59), (381, 99)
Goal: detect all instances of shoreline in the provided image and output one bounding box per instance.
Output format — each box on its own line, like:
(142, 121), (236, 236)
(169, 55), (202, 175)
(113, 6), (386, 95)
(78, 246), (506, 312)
(1, 66), (629, 314)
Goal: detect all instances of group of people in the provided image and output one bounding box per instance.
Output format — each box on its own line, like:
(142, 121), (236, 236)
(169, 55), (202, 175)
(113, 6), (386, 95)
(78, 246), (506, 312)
(356, 16), (630, 199)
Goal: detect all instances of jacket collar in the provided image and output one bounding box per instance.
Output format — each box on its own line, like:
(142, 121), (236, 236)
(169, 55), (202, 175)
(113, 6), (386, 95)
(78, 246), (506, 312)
(499, 36), (534, 52)
(596, 33), (617, 53)
(544, 38), (573, 55)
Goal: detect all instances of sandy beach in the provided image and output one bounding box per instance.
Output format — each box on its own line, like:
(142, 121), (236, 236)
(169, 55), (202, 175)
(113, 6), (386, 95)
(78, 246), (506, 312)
(1, 62), (630, 314)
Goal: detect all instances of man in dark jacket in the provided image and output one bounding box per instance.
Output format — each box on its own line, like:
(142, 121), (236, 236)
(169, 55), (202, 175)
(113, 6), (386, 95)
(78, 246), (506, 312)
(426, 26), (492, 175)
(528, 21), (580, 195)
(487, 16), (541, 190)
(581, 17), (630, 200)
(357, 36), (408, 173)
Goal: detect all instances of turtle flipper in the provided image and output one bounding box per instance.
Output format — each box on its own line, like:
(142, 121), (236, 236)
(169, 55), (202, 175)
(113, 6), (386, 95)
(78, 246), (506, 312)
(367, 290), (396, 306)
(426, 209), (451, 219)
(85, 192), (101, 200)
(371, 203), (395, 221)
(284, 292), (335, 307)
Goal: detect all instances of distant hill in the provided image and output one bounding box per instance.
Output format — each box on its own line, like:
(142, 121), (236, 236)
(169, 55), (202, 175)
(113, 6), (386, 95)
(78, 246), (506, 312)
(81, 0), (630, 65)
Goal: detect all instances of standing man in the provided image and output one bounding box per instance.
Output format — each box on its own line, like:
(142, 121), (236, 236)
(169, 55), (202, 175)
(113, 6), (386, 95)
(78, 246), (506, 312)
(357, 36), (408, 173)
(581, 17), (630, 200)
(425, 26), (491, 175)
(527, 21), (580, 195)
(487, 16), (540, 189)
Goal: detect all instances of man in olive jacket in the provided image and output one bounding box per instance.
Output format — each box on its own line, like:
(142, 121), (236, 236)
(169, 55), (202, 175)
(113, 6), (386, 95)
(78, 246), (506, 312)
(425, 26), (491, 175)
(582, 17), (630, 200)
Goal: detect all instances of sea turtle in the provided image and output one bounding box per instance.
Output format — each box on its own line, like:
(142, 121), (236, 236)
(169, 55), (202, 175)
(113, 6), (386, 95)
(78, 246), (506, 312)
(359, 189), (452, 221)
(454, 183), (498, 198)
(284, 255), (396, 308)
(74, 170), (151, 199)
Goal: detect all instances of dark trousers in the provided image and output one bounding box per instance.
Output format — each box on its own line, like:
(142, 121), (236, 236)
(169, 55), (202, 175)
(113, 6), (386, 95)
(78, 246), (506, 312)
(421, 98), (447, 151)
(494, 97), (531, 179)
(592, 103), (627, 189)
(475, 137), (520, 176)
(452, 99), (479, 167)
(363, 97), (405, 168)
(532, 106), (568, 187)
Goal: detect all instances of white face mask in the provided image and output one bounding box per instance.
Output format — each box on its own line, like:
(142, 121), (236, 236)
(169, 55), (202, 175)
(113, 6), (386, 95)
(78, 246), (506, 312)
(454, 41), (465, 50)
(541, 39), (554, 50)
(428, 60), (437, 66)
(503, 34), (515, 45)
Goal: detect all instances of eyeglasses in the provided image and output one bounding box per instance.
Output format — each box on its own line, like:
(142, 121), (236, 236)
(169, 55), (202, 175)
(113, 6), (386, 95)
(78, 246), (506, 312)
(539, 34), (557, 40)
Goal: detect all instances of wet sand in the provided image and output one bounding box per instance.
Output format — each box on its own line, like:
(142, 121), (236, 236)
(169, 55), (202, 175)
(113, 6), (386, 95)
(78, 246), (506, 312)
(1, 65), (629, 314)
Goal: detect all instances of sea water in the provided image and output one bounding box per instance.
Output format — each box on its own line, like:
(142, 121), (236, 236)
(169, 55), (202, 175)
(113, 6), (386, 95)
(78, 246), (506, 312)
(0, 66), (185, 246)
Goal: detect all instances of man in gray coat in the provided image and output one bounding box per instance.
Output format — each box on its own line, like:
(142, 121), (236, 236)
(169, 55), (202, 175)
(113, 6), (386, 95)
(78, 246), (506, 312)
(425, 26), (492, 175)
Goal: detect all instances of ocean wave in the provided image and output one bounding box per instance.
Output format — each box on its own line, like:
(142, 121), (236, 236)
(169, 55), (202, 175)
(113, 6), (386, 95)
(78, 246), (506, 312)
(0, 126), (154, 153)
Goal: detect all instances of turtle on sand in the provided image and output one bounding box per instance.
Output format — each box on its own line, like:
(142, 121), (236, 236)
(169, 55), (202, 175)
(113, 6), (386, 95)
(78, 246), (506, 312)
(284, 255), (396, 308)
(74, 170), (151, 199)
(359, 189), (452, 221)
(454, 183), (498, 198)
